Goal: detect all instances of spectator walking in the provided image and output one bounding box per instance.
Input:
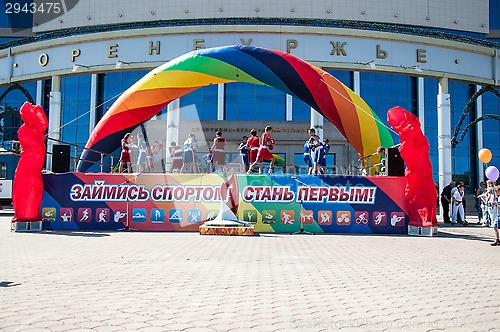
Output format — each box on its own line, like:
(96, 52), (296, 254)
(452, 184), (467, 225)
(491, 186), (500, 246)
(440, 181), (456, 223)
(479, 180), (497, 228)
(475, 181), (487, 224)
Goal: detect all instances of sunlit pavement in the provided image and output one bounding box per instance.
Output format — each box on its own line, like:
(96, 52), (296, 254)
(1, 210), (499, 332)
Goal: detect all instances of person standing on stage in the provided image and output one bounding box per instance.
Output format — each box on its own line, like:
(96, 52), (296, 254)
(376, 146), (386, 175)
(308, 128), (324, 175)
(135, 133), (147, 173)
(181, 133), (198, 173)
(119, 133), (132, 173)
(440, 181), (456, 224)
(146, 140), (163, 172)
(247, 126), (275, 174)
(168, 141), (183, 173)
(246, 129), (260, 171)
(210, 130), (226, 173)
(320, 138), (330, 174)
(303, 138), (313, 175)
(238, 135), (250, 173)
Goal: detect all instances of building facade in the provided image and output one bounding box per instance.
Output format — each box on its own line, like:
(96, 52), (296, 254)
(1, 0), (500, 193)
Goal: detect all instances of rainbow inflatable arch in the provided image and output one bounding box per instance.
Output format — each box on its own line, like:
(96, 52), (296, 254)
(78, 45), (393, 171)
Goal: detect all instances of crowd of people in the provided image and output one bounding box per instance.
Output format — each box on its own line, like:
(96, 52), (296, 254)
(118, 133), (163, 173)
(118, 127), (331, 175)
(440, 180), (500, 246)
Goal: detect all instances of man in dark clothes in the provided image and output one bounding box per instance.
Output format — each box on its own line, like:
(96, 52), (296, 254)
(440, 181), (456, 223)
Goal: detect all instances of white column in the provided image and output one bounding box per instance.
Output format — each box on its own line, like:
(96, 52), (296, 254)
(353, 71), (360, 95)
(476, 85), (484, 183)
(418, 77), (425, 134)
(438, 77), (452, 200)
(89, 74), (98, 134)
(286, 94), (293, 121)
(36, 80), (43, 106)
(217, 83), (225, 120)
(7, 48), (13, 83)
(310, 108), (323, 139)
(166, 99), (180, 165)
(47, 75), (62, 171)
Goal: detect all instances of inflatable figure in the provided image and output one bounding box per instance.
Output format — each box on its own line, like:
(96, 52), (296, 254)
(387, 106), (437, 227)
(78, 45), (393, 172)
(12, 102), (48, 222)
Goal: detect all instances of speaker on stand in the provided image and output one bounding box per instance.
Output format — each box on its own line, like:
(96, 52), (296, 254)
(52, 144), (71, 173)
(386, 147), (405, 176)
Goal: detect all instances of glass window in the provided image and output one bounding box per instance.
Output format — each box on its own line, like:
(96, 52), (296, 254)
(293, 153), (335, 174)
(424, 78), (438, 181)
(360, 72), (416, 144)
(0, 162), (7, 179)
(0, 81), (37, 145)
(180, 85), (218, 120)
(94, 70), (150, 171)
(292, 70), (352, 121)
(492, 0), (500, 30)
(481, 86), (500, 171)
(225, 82), (285, 121)
(449, 81), (474, 183)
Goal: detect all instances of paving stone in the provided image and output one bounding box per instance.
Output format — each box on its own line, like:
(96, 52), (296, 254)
(1, 213), (500, 332)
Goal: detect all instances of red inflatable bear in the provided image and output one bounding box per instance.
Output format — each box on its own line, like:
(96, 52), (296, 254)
(12, 102), (48, 222)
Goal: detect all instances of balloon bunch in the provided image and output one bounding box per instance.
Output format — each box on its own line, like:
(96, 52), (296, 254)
(478, 148), (499, 182)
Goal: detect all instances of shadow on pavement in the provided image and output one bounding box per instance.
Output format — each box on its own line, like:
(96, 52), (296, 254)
(437, 229), (494, 243)
(0, 281), (21, 287)
(37, 231), (111, 238)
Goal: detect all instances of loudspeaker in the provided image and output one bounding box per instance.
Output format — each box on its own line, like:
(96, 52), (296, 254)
(386, 147), (405, 176)
(52, 144), (70, 173)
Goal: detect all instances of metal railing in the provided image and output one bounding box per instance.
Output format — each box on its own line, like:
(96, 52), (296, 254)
(46, 137), (116, 173)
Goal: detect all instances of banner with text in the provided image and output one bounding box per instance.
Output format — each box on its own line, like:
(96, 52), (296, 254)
(41, 173), (408, 234)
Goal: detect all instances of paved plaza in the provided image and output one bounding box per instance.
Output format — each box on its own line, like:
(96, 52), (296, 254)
(1, 210), (500, 332)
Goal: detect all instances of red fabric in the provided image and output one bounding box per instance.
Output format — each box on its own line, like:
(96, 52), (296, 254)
(247, 136), (260, 163)
(12, 102), (48, 222)
(260, 133), (275, 147)
(247, 136), (259, 149)
(249, 150), (258, 164)
(212, 151), (226, 165)
(257, 148), (274, 162)
(213, 137), (226, 150)
(169, 145), (182, 159)
(120, 140), (131, 163)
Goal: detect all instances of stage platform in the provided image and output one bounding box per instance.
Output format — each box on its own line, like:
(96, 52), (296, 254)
(39, 172), (408, 234)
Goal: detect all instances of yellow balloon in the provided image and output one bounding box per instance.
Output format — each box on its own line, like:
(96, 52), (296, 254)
(478, 148), (492, 164)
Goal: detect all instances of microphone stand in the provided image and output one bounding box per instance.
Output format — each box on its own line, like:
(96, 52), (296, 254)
(117, 172), (142, 232)
(290, 176), (314, 235)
